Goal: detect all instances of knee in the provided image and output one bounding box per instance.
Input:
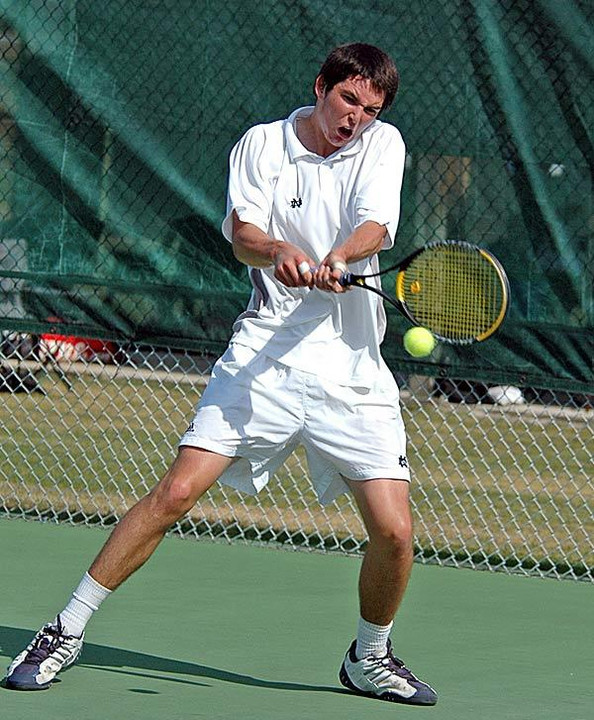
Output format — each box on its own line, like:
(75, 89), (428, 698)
(371, 516), (413, 556)
(149, 475), (198, 521)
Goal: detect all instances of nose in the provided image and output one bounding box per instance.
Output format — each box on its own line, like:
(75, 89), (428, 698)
(348, 106), (364, 127)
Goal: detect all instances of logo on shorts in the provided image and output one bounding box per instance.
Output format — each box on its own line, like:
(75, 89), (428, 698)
(398, 455), (408, 468)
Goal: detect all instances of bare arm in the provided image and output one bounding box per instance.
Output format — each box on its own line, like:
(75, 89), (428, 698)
(314, 220), (388, 293)
(329, 220), (386, 264)
(231, 212), (282, 268)
(231, 211), (316, 288)
(232, 212), (387, 292)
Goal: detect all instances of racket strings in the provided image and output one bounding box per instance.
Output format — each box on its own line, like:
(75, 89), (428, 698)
(398, 247), (506, 342)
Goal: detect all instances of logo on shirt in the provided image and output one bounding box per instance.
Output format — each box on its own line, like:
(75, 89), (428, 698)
(290, 197), (303, 209)
(398, 455), (408, 468)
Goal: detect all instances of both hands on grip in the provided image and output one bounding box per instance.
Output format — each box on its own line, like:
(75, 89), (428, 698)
(272, 245), (348, 294)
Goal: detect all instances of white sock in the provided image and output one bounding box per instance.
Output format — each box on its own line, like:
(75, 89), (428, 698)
(56, 572), (112, 637)
(356, 617), (393, 659)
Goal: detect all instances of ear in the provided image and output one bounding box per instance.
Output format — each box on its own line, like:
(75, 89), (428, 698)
(314, 75), (326, 100)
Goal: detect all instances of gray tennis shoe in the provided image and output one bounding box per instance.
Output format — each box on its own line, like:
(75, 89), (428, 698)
(339, 639), (438, 705)
(5, 616), (83, 690)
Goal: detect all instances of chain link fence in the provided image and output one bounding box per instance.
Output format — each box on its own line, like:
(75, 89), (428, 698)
(1, 1), (593, 580)
(2, 334), (592, 580)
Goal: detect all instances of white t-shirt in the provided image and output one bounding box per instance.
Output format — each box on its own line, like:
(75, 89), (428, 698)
(221, 106), (406, 387)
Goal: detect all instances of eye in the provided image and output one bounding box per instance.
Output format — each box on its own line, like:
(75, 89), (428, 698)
(364, 107), (380, 117)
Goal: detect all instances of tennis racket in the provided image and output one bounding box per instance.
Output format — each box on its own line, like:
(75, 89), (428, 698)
(340, 240), (509, 344)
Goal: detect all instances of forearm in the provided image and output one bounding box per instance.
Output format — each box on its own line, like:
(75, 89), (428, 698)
(231, 212), (283, 268)
(231, 211), (314, 287)
(330, 221), (387, 266)
(312, 221), (388, 294)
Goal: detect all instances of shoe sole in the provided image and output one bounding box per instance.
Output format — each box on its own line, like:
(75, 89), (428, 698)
(4, 677), (52, 691)
(339, 663), (438, 706)
(4, 645), (83, 691)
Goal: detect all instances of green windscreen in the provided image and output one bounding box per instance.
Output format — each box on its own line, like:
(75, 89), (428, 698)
(0, 0), (592, 392)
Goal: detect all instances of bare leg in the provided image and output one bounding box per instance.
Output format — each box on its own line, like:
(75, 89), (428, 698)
(339, 480), (438, 706)
(89, 446), (233, 590)
(347, 478), (414, 625)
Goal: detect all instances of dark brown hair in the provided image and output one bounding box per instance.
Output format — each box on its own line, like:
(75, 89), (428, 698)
(316, 43), (400, 113)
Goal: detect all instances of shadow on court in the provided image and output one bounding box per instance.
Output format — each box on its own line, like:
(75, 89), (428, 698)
(0, 625), (346, 696)
(2, 521), (593, 720)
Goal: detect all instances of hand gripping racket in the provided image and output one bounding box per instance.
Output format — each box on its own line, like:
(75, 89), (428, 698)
(340, 240), (510, 344)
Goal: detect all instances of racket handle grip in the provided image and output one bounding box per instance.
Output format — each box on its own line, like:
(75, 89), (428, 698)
(306, 265), (352, 286)
(307, 265), (351, 282)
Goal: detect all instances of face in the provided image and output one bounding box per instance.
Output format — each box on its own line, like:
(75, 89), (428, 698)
(313, 74), (385, 153)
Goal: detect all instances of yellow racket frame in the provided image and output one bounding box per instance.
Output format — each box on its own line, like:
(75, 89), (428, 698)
(394, 244), (509, 343)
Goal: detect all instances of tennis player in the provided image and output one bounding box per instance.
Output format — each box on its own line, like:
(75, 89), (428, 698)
(6, 42), (437, 706)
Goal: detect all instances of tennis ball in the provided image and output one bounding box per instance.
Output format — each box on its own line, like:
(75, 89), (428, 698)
(403, 327), (436, 357)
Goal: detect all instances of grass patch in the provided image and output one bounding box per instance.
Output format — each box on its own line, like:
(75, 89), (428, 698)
(1, 368), (592, 577)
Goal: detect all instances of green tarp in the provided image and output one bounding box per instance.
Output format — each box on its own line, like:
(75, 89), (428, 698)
(0, 0), (592, 392)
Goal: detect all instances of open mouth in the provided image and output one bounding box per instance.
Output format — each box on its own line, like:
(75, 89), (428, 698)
(337, 126), (353, 141)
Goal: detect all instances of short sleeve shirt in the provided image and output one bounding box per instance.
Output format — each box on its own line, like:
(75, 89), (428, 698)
(221, 106), (406, 387)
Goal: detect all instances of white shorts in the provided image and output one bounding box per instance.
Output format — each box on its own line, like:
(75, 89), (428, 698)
(179, 343), (410, 505)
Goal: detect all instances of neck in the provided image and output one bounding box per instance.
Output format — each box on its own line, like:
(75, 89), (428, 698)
(295, 111), (336, 158)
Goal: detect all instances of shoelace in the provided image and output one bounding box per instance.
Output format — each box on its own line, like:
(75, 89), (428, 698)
(366, 650), (417, 680)
(383, 654), (417, 681)
(24, 624), (67, 665)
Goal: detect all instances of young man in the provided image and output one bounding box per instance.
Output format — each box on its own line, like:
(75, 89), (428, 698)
(6, 43), (437, 706)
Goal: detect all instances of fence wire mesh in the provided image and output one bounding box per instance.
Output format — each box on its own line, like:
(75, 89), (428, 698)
(0, 0), (593, 581)
(1, 334), (592, 580)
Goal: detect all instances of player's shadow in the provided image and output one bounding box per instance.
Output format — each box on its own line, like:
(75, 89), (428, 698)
(0, 626), (346, 694)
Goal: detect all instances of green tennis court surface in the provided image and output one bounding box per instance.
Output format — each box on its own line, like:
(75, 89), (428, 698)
(1, 518), (592, 719)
